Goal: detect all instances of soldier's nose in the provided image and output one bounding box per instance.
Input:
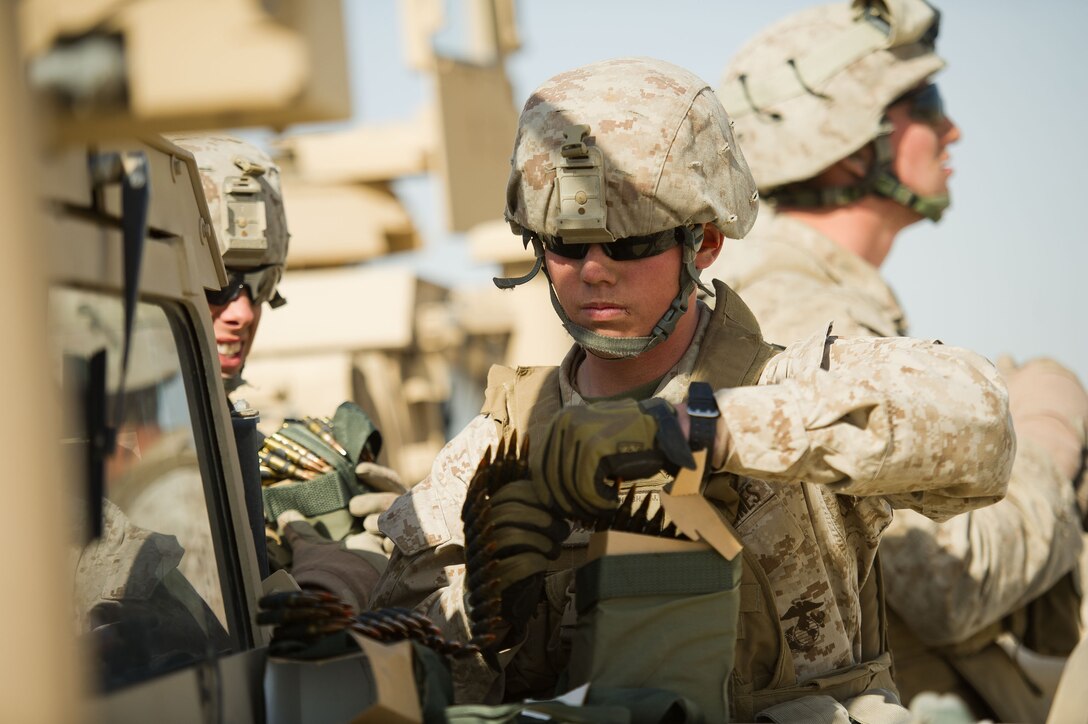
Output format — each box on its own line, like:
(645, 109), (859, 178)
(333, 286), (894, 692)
(580, 245), (616, 284)
(221, 290), (257, 326)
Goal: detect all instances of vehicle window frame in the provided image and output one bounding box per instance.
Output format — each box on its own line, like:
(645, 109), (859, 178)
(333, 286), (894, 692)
(160, 295), (258, 652)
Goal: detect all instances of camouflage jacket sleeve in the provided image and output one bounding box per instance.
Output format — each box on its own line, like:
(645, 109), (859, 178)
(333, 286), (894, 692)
(711, 332), (1015, 520)
(370, 414), (506, 704)
(879, 436), (1083, 645)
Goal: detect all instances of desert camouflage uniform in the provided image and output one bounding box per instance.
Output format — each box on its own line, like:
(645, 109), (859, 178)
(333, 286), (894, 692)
(372, 286), (1013, 709)
(710, 210), (1084, 720)
(706, 213), (909, 345)
(110, 428), (226, 626)
(73, 501), (230, 689)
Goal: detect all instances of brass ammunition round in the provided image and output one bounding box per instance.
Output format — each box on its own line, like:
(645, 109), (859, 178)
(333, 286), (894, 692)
(258, 449), (314, 480)
(266, 434), (331, 473)
(305, 417), (349, 457)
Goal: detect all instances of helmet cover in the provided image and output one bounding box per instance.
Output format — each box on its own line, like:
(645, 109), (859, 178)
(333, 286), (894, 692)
(169, 134), (290, 303)
(506, 57), (759, 242)
(719, 0), (944, 192)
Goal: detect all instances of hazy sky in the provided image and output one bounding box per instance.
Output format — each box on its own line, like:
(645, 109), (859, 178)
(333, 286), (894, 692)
(307, 0), (1087, 383)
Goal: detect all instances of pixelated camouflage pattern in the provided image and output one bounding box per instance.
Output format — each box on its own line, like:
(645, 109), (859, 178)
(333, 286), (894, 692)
(708, 211), (908, 345)
(720, 1), (944, 191)
(372, 299), (1013, 701)
(168, 134), (290, 273)
(883, 439), (1082, 645)
(506, 57), (759, 242)
(370, 414), (501, 702)
(73, 501), (230, 678)
(714, 210), (1082, 648)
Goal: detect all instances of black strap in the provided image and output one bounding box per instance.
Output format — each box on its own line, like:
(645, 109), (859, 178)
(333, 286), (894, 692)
(84, 350), (109, 542)
(88, 150), (150, 430)
(638, 398), (696, 472)
(84, 151), (150, 542)
(118, 153), (150, 401)
(686, 381), (719, 454)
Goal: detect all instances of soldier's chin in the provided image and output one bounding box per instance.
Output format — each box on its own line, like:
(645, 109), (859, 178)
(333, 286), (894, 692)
(219, 354), (243, 377)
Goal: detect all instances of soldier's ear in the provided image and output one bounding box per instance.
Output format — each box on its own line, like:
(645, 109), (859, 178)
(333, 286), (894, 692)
(838, 150), (870, 179)
(818, 150), (869, 185)
(695, 223), (724, 269)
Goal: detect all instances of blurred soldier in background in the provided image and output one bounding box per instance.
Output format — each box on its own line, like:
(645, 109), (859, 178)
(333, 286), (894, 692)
(53, 283), (229, 620)
(712, 1), (1087, 720)
(55, 290), (231, 690)
(369, 56), (1015, 720)
(165, 135), (405, 610)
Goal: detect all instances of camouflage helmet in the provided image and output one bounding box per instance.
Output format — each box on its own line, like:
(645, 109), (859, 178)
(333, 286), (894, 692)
(497, 57), (759, 359)
(169, 134), (289, 307)
(719, 0), (947, 219)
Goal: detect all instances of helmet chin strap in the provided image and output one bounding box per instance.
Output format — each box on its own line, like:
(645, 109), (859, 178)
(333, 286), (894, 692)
(224, 372), (244, 394)
(766, 119), (950, 222)
(868, 127), (950, 221)
(869, 169), (949, 221)
(545, 227), (714, 360)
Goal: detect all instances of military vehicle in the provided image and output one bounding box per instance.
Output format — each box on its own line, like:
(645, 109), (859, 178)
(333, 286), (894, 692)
(5, 0), (361, 720)
(5, 0), (558, 719)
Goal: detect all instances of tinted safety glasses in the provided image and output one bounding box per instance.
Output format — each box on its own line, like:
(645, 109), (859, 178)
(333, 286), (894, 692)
(205, 266), (282, 307)
(896, 83), (946, 128)
(541, 226), (696, 261)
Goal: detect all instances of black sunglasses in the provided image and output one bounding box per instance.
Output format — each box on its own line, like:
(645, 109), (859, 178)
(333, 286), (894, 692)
(541, 226), (693, 261)
(205, 266), (280, 307)
(895, 84), (946, 128)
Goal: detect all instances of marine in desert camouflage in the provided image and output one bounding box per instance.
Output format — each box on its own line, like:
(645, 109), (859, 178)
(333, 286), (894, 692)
(711, 1), (1087, 720)
(369, 55), (1015, 721)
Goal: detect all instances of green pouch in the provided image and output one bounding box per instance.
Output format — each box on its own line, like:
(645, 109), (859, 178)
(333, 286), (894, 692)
(566, 549), (742, 724)
(261, 402), (381, 540)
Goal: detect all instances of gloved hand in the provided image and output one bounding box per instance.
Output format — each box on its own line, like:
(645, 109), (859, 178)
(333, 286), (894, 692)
(278, 511), (385, 611)
(463, 478), (570, 644)
(534, 398), (695, 521)
(343, 492), (400, 556)
(355, 461), (406, 495)
(999, 357), (1088, 481)
(340, 461), (406, 557)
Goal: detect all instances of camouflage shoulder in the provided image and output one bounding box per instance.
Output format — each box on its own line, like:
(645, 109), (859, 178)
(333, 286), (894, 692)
(75, 501), (183, 606)
(379, 415), (501, 556)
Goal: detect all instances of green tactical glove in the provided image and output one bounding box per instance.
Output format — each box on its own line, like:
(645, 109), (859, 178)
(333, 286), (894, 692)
(463, 478), (570, 643)
(471, 480), (568, 583)
(534, 398), (696, 521)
